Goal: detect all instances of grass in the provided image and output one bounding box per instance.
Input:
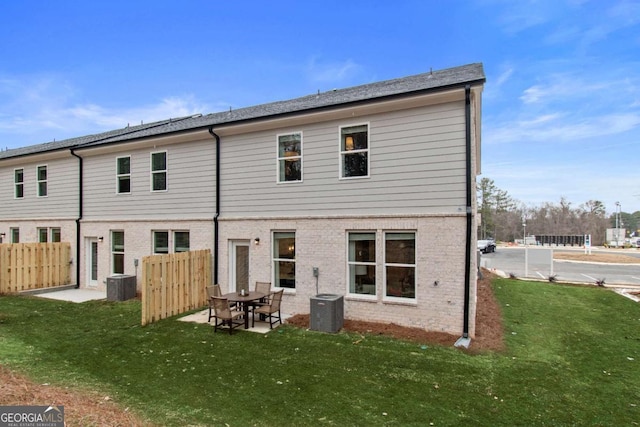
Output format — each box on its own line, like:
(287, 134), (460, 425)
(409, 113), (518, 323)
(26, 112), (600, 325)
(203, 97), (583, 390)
(1, 279), (639, 426)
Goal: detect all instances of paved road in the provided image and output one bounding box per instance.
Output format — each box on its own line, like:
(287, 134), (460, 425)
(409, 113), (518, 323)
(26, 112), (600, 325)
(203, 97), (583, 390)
(479, 246), (640, 287)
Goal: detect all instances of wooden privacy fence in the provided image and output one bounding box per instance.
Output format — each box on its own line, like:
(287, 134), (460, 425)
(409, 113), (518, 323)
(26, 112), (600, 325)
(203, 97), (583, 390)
(0, 243), (72, 293)
(141, 249), (211, 326)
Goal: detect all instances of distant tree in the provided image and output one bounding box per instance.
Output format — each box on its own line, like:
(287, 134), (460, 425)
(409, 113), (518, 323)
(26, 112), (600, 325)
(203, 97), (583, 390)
(476, 177), (516, 240)
(477, 177), (624, 245)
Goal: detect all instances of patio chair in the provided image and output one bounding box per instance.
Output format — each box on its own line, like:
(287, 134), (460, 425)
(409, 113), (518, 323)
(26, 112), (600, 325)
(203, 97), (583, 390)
(206, 284), (223, 322)
(211, 296), (244, 335)
(253, 289), (284, 329)
(251, 281), (272, 321)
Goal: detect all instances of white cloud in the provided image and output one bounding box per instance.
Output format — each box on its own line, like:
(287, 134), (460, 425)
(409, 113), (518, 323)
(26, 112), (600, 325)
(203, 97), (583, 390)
(486, 111), (640, 144)
(0, 74), (209, 147)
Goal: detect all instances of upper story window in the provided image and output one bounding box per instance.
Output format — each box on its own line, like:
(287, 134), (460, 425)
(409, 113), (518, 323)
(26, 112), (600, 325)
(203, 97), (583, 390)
(340, 124), (369, 179)
(116, 156), (131, 194)
(384, 232), (416, 299)
(151, 151), (167, 191)
(14, 169), (24, 199)
(37, 165), (48, 197)
(277, 133), (302, 182)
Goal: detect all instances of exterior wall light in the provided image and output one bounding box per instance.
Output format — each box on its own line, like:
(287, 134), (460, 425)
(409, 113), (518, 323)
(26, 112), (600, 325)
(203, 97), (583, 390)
(254, 237), (260, 245)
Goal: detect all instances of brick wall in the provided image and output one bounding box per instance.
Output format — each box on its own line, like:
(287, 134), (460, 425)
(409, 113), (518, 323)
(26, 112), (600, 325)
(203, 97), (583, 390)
(219, 215), (477, 336)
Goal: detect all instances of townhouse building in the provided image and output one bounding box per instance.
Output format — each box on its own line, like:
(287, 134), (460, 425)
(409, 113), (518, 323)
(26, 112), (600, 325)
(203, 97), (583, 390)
(0, 63), (485, 337)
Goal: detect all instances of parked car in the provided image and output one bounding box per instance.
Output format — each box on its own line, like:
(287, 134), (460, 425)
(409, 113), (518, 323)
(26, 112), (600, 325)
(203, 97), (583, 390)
(477, 238), (496, 253)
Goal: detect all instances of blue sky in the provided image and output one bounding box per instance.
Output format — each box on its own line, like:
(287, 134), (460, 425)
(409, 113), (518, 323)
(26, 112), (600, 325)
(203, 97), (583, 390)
(1, 0), (639, 213)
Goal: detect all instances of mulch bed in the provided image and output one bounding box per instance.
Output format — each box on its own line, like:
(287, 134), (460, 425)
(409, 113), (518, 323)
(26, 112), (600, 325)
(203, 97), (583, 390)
(286, 268), (504, 352)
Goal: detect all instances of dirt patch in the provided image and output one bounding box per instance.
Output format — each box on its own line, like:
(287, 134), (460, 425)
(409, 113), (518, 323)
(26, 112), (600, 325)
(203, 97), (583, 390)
(286, 268), (505, 352)
(0, 270), (504, 423)
(554, 252), (640, 264)
(0, 365), (152, 426)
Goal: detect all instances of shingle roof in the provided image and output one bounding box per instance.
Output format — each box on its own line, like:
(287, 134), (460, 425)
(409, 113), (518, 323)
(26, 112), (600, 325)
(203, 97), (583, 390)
(0, 116), (198, 160)
(1, 63), (485, 158)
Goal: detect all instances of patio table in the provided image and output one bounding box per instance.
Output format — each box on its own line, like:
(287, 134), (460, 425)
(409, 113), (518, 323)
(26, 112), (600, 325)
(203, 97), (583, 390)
(222, 291), (266, 329)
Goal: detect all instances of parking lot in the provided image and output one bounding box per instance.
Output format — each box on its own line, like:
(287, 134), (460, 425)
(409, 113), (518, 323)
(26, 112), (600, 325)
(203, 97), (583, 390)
(479, 246), (640, 287)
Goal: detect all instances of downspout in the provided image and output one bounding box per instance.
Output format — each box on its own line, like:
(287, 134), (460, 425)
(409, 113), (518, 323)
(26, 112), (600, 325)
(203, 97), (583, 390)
(457, 84), (473, 347)
(70, 149), (83, 289)
(207, 126), (220, 285)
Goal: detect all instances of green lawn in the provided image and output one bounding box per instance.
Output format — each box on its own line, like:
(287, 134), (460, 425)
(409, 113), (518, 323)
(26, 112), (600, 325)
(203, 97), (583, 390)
(1, 278), (639, 426)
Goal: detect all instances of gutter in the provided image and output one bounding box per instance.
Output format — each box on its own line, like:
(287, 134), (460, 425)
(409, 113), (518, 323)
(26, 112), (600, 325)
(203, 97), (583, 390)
(70, 149), (83, 288)
(455, 85), (473, 348)
(207, 127), (220, 285)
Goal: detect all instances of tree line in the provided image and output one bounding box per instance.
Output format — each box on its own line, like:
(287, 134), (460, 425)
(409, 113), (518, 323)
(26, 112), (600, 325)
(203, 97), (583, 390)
(477, 177), (640, 245)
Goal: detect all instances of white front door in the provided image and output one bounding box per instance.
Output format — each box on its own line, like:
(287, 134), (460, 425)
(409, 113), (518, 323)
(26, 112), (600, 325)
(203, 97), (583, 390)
(229, 240), (250, 293)
(86, 238), (99, 287)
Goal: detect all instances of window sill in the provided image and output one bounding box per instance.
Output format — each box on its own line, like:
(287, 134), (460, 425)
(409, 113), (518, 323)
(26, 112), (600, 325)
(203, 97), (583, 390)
(382, 297), (418, 307)
(345, 294), (377, 302)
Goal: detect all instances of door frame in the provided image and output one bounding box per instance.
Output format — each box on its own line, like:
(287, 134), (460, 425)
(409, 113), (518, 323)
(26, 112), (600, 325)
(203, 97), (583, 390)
(85, 237), (99, 287)
(228, 240), (250, 293)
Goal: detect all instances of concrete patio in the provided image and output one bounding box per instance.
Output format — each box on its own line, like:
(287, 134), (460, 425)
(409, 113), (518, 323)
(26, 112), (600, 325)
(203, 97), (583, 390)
(179, 308), (290, 334)
(27, 286), (288, 333)
(28, 286), (107, 303)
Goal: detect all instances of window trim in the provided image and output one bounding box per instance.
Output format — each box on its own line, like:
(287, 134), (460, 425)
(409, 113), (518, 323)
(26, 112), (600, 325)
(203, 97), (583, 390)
(339, 123), (370, 180)
(14, 168), (24, 199)
(111, 230), (125, 275)
(37, 228), (48, 243)
(10, 228), (19, 243)
(153, 230), (169, 254)
(174, 231), (190, 253)
(116, 156), (132, 194)
(36, 164), (48, 197)
(382, 231), (417, 302)
(346, 231), (377, 299)
(150, 150), (168, 192)
(272, 231), (296, 291)
(276, 131), (303, 183)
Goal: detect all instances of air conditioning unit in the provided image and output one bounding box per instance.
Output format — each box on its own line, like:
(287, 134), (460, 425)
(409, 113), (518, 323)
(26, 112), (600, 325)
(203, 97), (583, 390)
(106, 275), (137, 301)
(310, 294), (344, 333)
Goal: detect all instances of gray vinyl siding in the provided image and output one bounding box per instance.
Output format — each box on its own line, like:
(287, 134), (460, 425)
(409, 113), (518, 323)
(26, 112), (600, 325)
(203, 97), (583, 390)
(82, 138), (216, 220)
(220, 101), (467, 217)
(0, 156), (78, 219)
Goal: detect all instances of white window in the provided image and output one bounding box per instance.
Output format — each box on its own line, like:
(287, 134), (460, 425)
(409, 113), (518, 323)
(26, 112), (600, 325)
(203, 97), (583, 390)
(153, 230), (190, 254)
(10, 228), (19, 243)
(273, 232), (295, 289)
(347, 232), (377, 296)
(38, 228), (48, 243)
(277, 132), (302, 182)
(151, 151), (167, 191)
(384, 232), (416, 299)
(340, 124), (369, 178)
(51, 228), (61, 242)
(174, 231), (190, 253)
(37, 165), (47, 197)
(112, 231), (125, 274)
(153, 231), (169, 254)
(116, 156), (131, 194)
(14, 168), (24, 199)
